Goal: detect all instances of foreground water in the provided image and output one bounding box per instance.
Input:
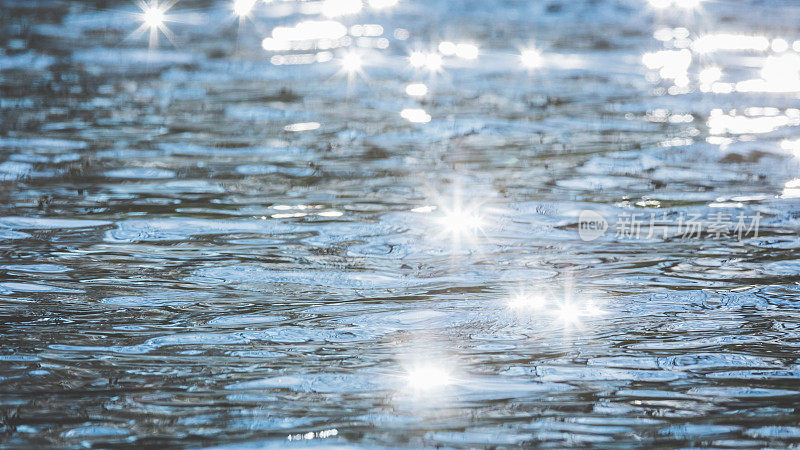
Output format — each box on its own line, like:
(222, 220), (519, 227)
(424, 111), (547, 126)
(3, 0), (800, 447)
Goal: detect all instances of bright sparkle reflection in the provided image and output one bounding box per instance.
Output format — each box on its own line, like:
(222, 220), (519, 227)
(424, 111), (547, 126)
(142, 5), (165, 27)
(405, 83), (428, 96)
(408, 51), (425, 67)
(692, 34), (770, 53)
(454, 43), (479, 60)
(648, 0), (671, 7)
(508, 293), (545, 311)
(271, 20), (347, 42)
(698, 67), (722, 85)
(772, 38), (789, 53)
(409, 51), (442, 72)
(674, 0), (702, 8)
(425, 53), (443, 71)
(322, 0), (363, 17)
(648, 0), (702, 8)
(520, 48), (542, 69)
(368, 0), (398, 8)
(782, 179), (800, 199)
(340, 52), (362, 73)
(406, 366), (451, 391)
(557, 302), (582, 327)
(438, 41), (456, 55)
(133, 0), (176, 49)
(233, 0), (257, 17)
(436, 202), (483, 239)
(761, 53), (800, 89)
(400, 108), (431, 123)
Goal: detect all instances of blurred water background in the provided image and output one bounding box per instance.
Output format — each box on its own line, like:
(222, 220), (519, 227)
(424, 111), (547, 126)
(3, 0), (800, 447)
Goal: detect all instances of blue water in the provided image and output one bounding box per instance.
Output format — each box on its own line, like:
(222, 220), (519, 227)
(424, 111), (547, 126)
(3, 0), (800, 447)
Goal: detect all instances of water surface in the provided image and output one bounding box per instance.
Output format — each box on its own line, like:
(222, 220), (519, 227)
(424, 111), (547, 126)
(3, 0), (800, 447)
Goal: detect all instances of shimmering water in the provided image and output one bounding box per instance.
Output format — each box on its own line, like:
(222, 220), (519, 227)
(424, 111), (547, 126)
(3, 0), (800, 447)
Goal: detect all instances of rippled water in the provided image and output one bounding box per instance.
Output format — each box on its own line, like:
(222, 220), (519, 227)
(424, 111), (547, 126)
(4, 0), (800, 447)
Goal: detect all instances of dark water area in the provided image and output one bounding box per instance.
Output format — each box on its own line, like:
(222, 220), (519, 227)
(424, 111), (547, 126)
(3, 0), (800, 447)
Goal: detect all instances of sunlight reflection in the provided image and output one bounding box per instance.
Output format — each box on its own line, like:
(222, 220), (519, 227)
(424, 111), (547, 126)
(771, 38), (789, 53)
(438, 41), (456, 56)
(647, 0), (671, 8)
(692, 34), (770, 53)
(758, 53), (800, 91)
(424, 52), (442, 72)
(648, 0), (703, 9)
(405, 83), (428, 96)
(133, 0), (176, 49)
(271, 20), (347, 41)
(434, 200), (484, 240)
(508, 291), (546, 311)
(322, 0), (363, 17)
(264, 20), (348, 55)
(340, 51), (363, 73)
(408, 50), (426, 67)
(505, 281), (608, 331)
(405, 365), (451, 391)
(782, 138), (800, 156)
(708, 108), (800, 135)
(232, 0), (257, 17)
(520, 47), (542, 70)
(556, 301), (583, 327)
(673, 0), (703, 8)
(698, 67), (721, 85)
(400, 108), (431, 123)
(408, 51), (442, 73)
(368, 0), (398, 8)
(782, 179), (800, 199)
(642, 49), (691, 83)
(142, 3), (165, 27)
(454, 43), (479, 60)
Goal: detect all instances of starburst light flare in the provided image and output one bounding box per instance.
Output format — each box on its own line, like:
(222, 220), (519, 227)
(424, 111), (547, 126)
(131, 0), (178, 49)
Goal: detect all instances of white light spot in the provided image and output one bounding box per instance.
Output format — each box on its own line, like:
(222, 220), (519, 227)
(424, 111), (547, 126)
(454, 43), (479, 60)
(435, 201), (483, 239)
(394, 28), (409, 40)
(271, 21), (347, 41)
(648, 0), (671, 8)
(321, 0), (363, 17)
(340, 52), (362, 73)
(692, 34), (770, 53)
(400, 108), (431, 123)
(406, 366), (451, 391)
(142, 5), (164, 27)
(408, 51), (425, 67)
(520, 48), (542, 69)
(233, 0), (257, 17)
(698, 67), (722, 85)
(642, 49), (691, 80)
(405, 83), (428, 96)
(368, 0), (398, 9)
(557, 302), (582, 327)
(438, 41), (456, 55)
(771, 38), (789, 53)
(261, 37), (291, 51)
(319, 210), (343, 217)
(674, 0), (702, 8)
(425, 53), (442, 71)
(508, 293), (546, 311)
(284, 122), (321, 132)
(761, 53), (800, 89)
(408, 52), (442, 72)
